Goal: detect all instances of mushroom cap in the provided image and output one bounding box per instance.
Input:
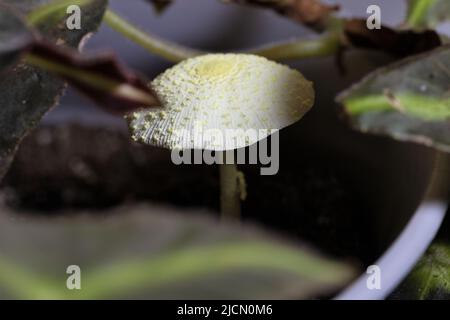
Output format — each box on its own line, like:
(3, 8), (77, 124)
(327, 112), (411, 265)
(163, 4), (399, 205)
(127, 53), (314, 151)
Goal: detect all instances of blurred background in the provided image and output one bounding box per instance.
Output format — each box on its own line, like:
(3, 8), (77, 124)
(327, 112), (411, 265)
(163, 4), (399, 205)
(45, 0), (410, 125)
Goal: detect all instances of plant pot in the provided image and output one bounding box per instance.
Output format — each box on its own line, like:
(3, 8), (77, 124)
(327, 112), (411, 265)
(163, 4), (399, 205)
(336, 198), (447, 299)
(288, 53), (448, 299)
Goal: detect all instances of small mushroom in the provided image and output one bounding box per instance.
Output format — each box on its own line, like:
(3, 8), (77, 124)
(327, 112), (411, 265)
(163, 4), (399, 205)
(127, 53), (314, 220)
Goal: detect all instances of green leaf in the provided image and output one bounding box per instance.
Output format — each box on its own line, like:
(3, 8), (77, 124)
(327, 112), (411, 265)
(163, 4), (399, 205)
(406, 0), (450, 30)
(337, 45), (450, 153)
(0, 205), (355, 299)
(0, 0), (107, 181)
(392, 243), (450, 300)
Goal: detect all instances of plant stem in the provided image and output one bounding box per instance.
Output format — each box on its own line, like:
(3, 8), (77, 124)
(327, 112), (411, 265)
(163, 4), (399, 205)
(248, 32), (341, 61)
(24, 53), (158, 106)
(219, 161), (242, 221)
(406, 0), (435, 29)
(424, 151), (450, 202)
(103, 9), (201, 62)
(102, 9), (342, 63)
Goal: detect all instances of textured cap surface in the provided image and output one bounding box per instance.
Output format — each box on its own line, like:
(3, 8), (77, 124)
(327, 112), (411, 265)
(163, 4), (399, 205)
(127, 53), (314, 151)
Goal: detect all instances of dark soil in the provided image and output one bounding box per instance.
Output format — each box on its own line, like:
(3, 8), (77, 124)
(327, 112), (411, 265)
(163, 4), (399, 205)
(0, 124), (376, 265)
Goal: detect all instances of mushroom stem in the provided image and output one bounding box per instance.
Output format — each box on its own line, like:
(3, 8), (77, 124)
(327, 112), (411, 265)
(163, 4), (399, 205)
(219, 162), (243, 221)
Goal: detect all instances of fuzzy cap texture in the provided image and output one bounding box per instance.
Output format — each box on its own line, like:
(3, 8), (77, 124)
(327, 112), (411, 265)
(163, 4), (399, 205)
(127, 53), (314, 151)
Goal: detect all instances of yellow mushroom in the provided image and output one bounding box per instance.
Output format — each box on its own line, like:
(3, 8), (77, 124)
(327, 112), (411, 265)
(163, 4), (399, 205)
(127, 53), (315, 220)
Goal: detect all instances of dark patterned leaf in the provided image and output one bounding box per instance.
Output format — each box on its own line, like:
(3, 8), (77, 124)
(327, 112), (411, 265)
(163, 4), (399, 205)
(218, 0), (339, 31)
(0, 0), (108, 181)
(337, 45), (450, 153)
(2, 0), (106, 46)
(344, 19), (441, 58)
(0, 3), (34, 73)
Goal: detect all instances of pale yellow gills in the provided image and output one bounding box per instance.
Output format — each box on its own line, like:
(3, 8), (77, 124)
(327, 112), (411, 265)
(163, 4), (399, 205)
(127, 53), (314, 151)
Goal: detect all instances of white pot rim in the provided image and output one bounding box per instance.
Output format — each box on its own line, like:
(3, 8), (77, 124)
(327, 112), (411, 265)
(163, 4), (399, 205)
(335, 200), (447, 300)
